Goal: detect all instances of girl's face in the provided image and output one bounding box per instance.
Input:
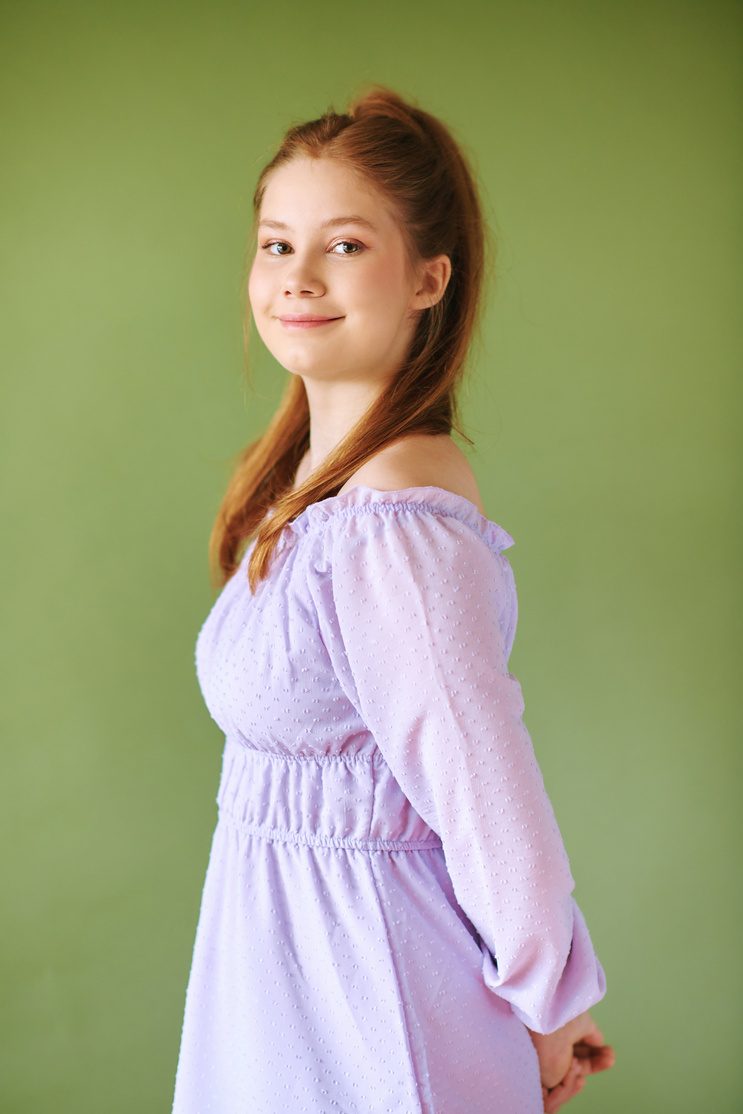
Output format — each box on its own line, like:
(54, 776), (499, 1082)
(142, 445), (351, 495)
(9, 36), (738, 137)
(249, 157), (446, 391)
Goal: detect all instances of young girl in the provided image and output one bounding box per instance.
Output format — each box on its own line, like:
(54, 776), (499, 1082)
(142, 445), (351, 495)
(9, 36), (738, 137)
(173, 88), (614, 1114)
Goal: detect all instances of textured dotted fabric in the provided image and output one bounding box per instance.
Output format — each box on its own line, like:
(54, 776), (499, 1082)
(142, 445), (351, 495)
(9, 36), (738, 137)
(172, 486), (605, 1114)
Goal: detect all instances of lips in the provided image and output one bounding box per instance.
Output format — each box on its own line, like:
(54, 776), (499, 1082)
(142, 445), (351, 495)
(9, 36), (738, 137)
(277, 314), (343, 330)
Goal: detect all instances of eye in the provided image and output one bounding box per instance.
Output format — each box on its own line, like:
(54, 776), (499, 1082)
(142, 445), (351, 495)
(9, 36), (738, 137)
(329, 240), (363, 256)
(264, 240), (292, 256)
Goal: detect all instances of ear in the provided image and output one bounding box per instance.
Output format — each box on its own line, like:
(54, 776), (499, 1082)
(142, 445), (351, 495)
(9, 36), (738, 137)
(410, 254), (452, 310)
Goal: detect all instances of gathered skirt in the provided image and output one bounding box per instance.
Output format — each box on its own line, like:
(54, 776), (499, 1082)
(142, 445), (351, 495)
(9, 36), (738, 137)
(172, 738), (542, 1114)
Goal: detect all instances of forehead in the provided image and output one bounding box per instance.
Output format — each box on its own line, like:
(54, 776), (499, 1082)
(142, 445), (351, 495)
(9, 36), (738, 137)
(258, 157), (398, 231)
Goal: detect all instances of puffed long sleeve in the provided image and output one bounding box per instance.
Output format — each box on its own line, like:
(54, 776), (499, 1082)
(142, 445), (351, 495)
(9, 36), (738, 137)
(325, 494), (605, 1034)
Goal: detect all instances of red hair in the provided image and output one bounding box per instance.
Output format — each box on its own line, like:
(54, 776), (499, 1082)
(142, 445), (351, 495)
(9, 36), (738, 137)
(210, 87), (489, 589)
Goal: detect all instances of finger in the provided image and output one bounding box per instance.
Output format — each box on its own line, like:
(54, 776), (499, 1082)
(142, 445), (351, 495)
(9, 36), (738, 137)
(575, 1043), (615, 1069)
(574, 1043), (616, 1074)
(544, 1073), (585, 1112)
(543, 1059), (586, 1112)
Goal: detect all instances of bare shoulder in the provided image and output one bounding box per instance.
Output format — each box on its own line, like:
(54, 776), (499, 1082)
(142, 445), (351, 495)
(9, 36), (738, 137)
(339, 435), (486, 515)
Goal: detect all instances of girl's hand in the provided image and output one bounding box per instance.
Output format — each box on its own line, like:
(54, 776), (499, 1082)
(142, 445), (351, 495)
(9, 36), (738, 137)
(541, 1056), (585, 1113)
(528, 1011), (615, 1111)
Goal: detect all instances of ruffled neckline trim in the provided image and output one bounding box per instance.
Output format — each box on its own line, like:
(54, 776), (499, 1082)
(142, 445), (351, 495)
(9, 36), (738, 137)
(287, 485), (514, 553)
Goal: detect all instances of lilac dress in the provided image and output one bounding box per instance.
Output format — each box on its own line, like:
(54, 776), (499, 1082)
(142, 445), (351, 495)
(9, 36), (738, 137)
(173, 486), (605, 1114)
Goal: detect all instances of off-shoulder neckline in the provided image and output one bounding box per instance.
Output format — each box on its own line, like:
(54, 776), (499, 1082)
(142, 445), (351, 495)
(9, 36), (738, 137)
(288, 485), (514, 553)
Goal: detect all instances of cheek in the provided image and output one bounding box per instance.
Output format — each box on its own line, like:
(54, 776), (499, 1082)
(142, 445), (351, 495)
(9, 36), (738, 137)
(365, 254), (415, 313)
(247, 261), (266, 313)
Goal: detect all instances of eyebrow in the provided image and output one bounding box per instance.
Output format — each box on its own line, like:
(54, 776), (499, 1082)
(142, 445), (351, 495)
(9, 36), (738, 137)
(258, 216), (378, 232)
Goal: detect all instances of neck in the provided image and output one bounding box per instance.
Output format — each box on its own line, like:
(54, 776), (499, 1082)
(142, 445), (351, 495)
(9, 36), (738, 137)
(298, 375), (390, 479)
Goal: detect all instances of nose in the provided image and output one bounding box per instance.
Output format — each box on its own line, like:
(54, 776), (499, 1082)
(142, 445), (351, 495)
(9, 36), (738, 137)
(282, 253), (325, 298)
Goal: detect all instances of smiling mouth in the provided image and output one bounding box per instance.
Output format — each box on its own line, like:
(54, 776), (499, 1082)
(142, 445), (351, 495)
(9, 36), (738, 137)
(277, 315), (344, 329)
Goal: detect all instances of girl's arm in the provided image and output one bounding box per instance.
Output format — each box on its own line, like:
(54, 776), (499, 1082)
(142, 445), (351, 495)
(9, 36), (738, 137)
(318, 497), (607, 1034)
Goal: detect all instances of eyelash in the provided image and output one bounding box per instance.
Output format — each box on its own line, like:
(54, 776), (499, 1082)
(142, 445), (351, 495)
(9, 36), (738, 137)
(262, 239), (364, 257)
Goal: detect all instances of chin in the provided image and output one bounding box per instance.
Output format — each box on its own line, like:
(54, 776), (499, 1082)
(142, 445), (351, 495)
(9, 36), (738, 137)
(280, 356), (334, 378)
(278, 348), (352, 380)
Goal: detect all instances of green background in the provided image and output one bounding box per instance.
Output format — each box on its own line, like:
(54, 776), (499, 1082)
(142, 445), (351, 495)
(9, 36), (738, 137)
(1, 1), (740, 1110)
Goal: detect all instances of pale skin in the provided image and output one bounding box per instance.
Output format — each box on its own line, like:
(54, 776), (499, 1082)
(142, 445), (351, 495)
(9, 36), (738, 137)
(530, 1011), (615, 1112)
(249, 155), (614, 1110)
